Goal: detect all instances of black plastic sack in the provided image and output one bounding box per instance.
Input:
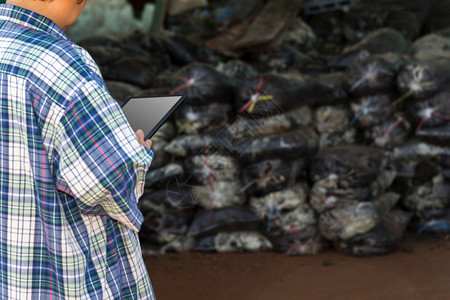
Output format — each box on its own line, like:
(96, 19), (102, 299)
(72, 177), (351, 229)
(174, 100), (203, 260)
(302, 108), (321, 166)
(314, 105), (350, 134)
(425, 1), (450, 32)
(248, 183), (315, 235)
(310, 144), (388, 188)
(189, 179), (246, 209)
(350, 94), (396, 128)
(227, 105), (312, 141)
(122, 31), (168, 55)
(409, 34), (450, 60)
(216, 59), (259, 82)
(148, 140), (172, 170)
(443, 155), (450, 168)
(330, 28), (408, 69)
(157, 33), (205, 66)
(368, 115), (411, 149)
(402, 173), (450, 212)
(193, 231), (273, 253)
(306, 11), (343, 42)
(139, 187), (197, 212)
(341, 7), (388, 43)
(253, 43), (316, 73)
(101, 55), (170, 88)
(390, 159), (441, 192)
(344, 56), (397, 97)
(78, 34), (124, 48)
(164, 133), (233, 157)
(391, 142), (450, 163)
(310, 169), (396, 213)
(334, 210), (412, 256)
(242, 159), (303, 196)
(183, 153), (240, 185)
(404, 89), (450, 132)
(143, 237), (194, 255)
(409, 209), (450, 234)
(151, 122), (176, 144)
(85, 46), (129, 66)
(318, 127), (358, 150)
(105, 80), (141, 107)
(139, 210), (191, 245)
(174, 103), (232, 135)
(236, 73), (322, 118)
(148, 122), (177, 172)
(415, 124), (450, 145)
(237, 127), (319, 164)
(386, 10), (424, 42)
(186, 207), (260, 237)
(249, 183), (309, 219)
(168, 63), (238, 105)
(138, 66), (180, 92)
(444, 169), (450, 180)
(397, 57), (450, 101)
(313, 72), (349, 106)
(319, 192), (400, 240)
(283, 17), (317, 50)
(255, 203), (316, 233)
(145, 163), (184, 190)
(270, 226), (326, 255)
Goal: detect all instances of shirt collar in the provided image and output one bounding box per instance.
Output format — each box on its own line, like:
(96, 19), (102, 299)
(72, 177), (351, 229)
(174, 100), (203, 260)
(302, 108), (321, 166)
(0, 4), (71, 42)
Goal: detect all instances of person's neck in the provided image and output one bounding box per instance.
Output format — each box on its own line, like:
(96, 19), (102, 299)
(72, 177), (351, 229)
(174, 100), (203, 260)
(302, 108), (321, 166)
(6, 0), (68, 31)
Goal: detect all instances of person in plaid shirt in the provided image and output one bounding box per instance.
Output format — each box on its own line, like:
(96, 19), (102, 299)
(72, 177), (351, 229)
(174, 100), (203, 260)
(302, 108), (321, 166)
(0, 1), (156, 299)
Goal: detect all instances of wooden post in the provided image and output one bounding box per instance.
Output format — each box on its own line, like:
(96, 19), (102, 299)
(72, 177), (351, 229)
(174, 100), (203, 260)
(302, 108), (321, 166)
(151, 0), (167, 33)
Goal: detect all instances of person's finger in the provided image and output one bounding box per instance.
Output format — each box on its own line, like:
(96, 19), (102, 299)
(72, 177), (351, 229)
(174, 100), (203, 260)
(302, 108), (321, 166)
(135, 129), (146, 145)
(135, 129), (153, 149)
(135, 129), (144, 138)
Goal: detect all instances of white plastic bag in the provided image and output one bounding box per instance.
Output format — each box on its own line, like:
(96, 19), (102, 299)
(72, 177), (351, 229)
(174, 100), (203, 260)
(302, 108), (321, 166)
(67, 0), (154, 42)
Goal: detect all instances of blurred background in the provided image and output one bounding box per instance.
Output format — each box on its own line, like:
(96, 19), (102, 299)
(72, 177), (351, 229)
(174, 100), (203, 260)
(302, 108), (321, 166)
(66, 0), (450, 299)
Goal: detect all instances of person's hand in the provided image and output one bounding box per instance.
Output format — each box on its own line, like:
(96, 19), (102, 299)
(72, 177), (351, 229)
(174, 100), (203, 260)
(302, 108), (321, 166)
(135, 129), (152, 149)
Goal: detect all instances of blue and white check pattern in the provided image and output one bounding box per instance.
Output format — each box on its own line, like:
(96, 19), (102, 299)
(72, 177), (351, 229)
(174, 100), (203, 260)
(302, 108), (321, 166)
(0, 5), (155, 299)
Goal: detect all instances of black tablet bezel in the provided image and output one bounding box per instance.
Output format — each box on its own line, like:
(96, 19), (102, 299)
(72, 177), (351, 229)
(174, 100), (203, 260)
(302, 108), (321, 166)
(121, 94), (187, 140)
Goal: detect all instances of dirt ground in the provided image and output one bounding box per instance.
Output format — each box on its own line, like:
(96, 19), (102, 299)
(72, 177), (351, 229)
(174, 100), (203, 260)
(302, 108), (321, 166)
(144, 233), (450, 300)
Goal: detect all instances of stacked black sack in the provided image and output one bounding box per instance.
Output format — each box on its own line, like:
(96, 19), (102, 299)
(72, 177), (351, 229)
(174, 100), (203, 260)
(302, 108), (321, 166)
(69, 0), (450, 257)
(345, 53), (412, 149)
(137, 63), (241, 253)
(309, 145), (411, 256)
(390, 56), (450, 235)
(230, 71), (328, 255)
(138, 121), (198, 254)
(390, 141), (450, 235)
(161, 63), (277, 253)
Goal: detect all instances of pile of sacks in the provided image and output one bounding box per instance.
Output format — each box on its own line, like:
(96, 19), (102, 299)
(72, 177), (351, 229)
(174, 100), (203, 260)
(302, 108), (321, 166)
(67, 0), (450, 256)
(309, 145), (412, 255)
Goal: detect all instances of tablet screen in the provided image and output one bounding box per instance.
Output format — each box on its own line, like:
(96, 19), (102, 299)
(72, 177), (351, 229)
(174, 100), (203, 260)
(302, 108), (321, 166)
(121, 95), (186, 139)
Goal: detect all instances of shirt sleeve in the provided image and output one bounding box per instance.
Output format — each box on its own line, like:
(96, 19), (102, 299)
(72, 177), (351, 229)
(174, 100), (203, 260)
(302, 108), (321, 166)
(53, 79), (153, 232)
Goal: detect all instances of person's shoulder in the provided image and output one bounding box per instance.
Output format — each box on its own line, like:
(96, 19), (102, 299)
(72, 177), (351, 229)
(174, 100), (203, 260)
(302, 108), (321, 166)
(24, 29), (102, 85)
(16, 29), (104, 102)
(37, 33), (91, 74)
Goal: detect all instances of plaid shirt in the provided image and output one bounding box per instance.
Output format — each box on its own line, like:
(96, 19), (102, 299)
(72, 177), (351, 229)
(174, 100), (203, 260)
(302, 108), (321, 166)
(0, 5), (155, 299)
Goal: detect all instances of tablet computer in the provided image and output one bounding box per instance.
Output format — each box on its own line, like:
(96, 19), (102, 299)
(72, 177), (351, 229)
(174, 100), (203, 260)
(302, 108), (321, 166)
(121, 94), (187, 140)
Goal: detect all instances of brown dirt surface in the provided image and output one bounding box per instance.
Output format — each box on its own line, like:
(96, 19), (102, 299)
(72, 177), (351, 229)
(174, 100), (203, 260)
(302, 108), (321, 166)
(144, 233), (450, 300)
